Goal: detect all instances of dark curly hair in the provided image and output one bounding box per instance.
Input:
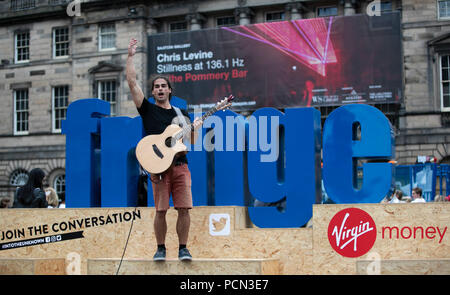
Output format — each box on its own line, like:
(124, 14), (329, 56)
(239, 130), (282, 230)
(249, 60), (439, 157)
(149, 74), (173, 100)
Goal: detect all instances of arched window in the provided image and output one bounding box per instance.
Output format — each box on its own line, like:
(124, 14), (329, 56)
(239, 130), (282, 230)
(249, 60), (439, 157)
(53, 174), (65, 202)
(9, 169), (28, 186)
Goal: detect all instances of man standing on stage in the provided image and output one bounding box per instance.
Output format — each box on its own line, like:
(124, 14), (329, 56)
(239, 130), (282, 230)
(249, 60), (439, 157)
(126, 38), (203, 261)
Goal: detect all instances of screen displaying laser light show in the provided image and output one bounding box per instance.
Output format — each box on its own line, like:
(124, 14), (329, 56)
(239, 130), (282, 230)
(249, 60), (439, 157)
(148, 12), (402, 111)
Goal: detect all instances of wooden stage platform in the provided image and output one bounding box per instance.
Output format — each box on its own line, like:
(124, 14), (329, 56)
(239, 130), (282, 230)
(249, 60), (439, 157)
(0, 203), (448, 275)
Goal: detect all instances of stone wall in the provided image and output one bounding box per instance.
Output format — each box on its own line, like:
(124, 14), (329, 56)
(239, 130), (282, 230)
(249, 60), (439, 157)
(398, 0), (450, 164)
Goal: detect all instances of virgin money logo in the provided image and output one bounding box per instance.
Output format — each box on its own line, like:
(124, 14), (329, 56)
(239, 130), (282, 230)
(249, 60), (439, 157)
(327, 208), (377, 258)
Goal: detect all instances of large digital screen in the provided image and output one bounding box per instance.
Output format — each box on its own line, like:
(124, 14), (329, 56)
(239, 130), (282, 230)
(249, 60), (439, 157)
(148, 12), (402, 111)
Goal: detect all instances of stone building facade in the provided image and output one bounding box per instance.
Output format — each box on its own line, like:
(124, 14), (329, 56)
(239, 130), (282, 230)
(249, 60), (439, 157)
(0, 0), (448, 202)
(400, 0), (450, 164)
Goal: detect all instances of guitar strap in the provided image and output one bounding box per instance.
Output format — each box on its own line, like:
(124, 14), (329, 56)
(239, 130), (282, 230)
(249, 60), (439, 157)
(173, 105), (190, 156)
(173, 106), (188, 129)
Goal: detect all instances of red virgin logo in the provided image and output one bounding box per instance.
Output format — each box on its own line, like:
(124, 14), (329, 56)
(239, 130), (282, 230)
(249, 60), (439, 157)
(327, 208), (377, 258)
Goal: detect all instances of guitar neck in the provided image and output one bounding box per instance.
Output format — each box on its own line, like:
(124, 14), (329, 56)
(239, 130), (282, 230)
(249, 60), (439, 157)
(200, 105), (219, 122)
(174, 105), (219, 141)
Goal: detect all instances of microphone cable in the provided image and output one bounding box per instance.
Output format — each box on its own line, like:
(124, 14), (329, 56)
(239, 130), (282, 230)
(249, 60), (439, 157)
(117, 165), (148, 274)
(116, 206), (138, 275)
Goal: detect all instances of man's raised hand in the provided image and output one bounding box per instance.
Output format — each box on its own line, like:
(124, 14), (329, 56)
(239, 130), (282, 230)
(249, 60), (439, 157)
(128, 38), (138, 57)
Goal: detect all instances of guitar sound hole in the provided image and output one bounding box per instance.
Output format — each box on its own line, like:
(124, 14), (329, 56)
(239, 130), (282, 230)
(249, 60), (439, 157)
(165, 137), (175, 148)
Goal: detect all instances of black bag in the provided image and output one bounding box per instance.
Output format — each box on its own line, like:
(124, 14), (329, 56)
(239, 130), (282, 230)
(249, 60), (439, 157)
(31, 188), (48, 208)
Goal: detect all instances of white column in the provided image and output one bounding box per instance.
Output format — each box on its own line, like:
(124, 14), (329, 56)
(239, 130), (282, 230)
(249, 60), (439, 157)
(186, 13), (205, 31)
(344, 0), (356, 16)
(287, 2), (304, 20)
(235, 7), (253, 26)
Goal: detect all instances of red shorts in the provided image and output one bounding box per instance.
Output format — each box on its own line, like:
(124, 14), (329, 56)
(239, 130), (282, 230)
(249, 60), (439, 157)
(150, 163), (193, 211)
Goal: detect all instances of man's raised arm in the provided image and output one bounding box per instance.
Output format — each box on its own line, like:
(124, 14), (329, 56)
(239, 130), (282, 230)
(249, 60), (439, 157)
(126, 38), (145, 108)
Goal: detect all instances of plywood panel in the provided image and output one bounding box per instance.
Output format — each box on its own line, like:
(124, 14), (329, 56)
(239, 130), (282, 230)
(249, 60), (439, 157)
(0, 206), (308, 274)
(88, 258), (279, 275)
(109, 206), (312, 274)
(356, 259), (450, 275)
(0, 258), (65, 275)
(0, 208), (140, 274)
(1, 203), (448, 275)
(312, 203), (450, 274)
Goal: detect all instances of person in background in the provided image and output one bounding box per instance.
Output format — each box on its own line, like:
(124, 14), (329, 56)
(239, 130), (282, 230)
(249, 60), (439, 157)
(434, 195), (449, 202)
(402, 196), (412, 203)
(45, 187), (59, 208)
(0, 197), (11, 208)
(381, 189), (405, 204)
(411, 187), (426, 203)
(392, 190), (405, 203)
(58, 195), (66, 208)
(12, 168), (48, 208)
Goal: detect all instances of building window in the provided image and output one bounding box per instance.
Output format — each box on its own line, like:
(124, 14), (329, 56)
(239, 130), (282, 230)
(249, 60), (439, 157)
(9, 169), (29, 186)
(266, 11), (285, 22)
(439, 0), (450, 19)
(317, 6), (338, 17)
(440, 55), (450, 111)
(99, 23), (116, 51)
(317, 103), (400, 129)
(53, 27), (69, 58)
(52, 86), (69, 132)
(217, 16), (236, 27)
(98, 80), (117, 115)
(15, 31), (30, 63)
(14, 89), (29, 135)
(380, 1), (392, 13)
(10, 0), (36, 11)
(170, 21), (188, 32)
(53, 174), (65, 205)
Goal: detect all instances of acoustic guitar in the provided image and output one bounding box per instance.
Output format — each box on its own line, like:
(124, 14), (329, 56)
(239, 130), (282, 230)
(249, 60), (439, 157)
(136, 95), (234, 174)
